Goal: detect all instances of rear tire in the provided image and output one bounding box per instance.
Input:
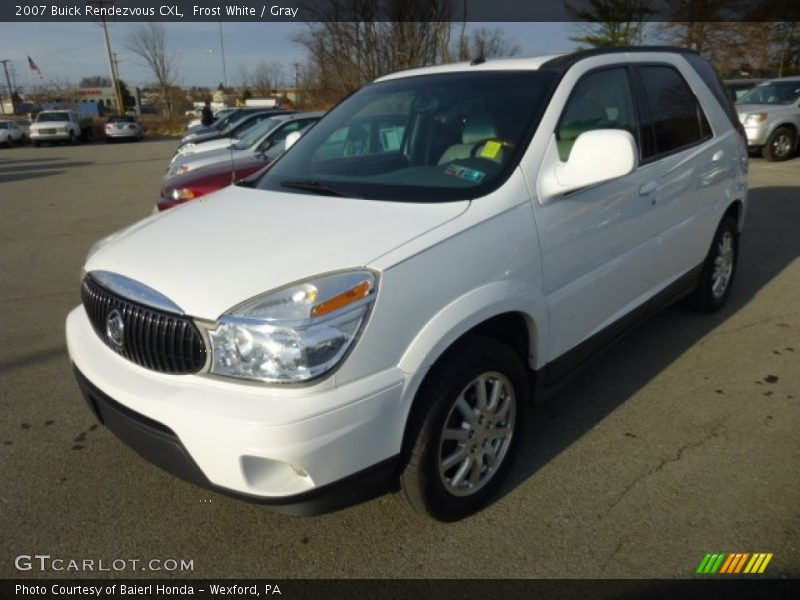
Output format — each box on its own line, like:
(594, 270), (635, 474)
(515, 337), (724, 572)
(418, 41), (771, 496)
(684, 216), (739, 313)
(400, 335), (528, 521)
(762, 126), (796, 162)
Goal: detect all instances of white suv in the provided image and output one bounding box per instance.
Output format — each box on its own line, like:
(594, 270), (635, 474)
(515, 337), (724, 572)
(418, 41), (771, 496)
(30, 110), (86, 145)
(66, 48), (747, 521)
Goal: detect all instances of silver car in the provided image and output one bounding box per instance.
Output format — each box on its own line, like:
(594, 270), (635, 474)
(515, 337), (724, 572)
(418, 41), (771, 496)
(735, 77), (800, 161)
(0, 120), (27, 146)
(166, 112), (323, 180)
(104, 115), (144, 142)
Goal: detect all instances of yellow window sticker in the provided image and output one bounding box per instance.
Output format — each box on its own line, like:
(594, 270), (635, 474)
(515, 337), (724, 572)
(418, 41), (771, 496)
(480, 140), (502, 159)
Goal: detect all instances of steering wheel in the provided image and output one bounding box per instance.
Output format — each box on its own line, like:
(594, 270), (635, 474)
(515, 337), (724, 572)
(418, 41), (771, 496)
(468, 138), (516, 159)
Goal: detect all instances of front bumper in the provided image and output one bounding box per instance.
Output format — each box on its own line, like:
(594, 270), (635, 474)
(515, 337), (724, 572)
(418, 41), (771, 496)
(106, 130), (140, 139)
(30, 131), (70, 141)
(744, 123), (769, 147)
(66, 306), (406, 512)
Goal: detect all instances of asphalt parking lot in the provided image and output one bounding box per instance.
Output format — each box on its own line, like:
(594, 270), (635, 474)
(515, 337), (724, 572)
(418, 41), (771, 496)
(0, 141), (798, 579)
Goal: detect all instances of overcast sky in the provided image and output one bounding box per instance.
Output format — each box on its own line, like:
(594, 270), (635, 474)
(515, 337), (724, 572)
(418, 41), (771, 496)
(1, 22), (577, 89)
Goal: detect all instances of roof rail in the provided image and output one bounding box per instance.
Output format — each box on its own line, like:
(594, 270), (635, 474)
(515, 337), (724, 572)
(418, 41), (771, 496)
(540, 46), (699, 73)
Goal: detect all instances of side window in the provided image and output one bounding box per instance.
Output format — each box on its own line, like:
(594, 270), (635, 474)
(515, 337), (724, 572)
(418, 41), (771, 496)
(637, 65), (711, 159)
(556, 67), (638, 162)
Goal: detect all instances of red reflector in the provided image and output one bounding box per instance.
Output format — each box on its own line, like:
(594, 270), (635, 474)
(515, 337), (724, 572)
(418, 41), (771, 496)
(128, 124), (136, 130)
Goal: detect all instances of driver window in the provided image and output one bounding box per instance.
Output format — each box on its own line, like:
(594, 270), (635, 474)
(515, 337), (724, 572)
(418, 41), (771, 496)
(556, 67), (638, 162)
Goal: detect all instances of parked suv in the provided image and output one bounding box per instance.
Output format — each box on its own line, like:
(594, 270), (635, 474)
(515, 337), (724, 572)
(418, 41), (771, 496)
(735, 76), (800, 161)
(66, 48), (747, 521)
(30, 110), (90, 145)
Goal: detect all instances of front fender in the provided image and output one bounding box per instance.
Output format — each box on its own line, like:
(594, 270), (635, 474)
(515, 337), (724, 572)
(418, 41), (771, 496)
(397, 280), (548, 404)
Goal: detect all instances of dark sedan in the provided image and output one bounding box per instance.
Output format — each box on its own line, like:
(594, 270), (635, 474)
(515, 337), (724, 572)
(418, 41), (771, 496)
(177, 109), (294, 150)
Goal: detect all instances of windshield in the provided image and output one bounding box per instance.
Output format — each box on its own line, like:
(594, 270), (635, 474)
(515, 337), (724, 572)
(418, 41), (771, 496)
(233, 118), (280, 150)
(37, 112), (71, 122)
(257, 71), (557, 202)
(213, 109), (245, 130)
(737, 81), (800, 106)
(108, 116), (135, 123)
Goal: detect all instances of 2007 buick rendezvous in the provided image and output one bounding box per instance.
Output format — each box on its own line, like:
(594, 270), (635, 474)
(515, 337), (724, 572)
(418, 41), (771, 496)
(67, 48), (747, 521)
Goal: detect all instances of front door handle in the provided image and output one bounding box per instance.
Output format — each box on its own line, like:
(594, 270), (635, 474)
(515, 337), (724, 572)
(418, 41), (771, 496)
(712, 150), (725, 162)
(639, 181), (657, 196)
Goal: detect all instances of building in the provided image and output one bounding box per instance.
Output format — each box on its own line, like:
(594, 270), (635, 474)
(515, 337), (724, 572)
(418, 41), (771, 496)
(76, 86), (142, 115)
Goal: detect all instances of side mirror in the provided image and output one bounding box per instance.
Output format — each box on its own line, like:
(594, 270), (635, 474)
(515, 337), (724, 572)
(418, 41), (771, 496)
(284, 130), (302, 151)
(539, 129), (637, 199)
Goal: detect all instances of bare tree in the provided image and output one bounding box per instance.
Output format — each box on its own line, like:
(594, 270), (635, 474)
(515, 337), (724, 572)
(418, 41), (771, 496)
(237, 64), (251, 90)
(126, 23), (179, 115)
(79, 75), (112, 87)
(567, 0), (655, 48)
(296, 0), (452, 107)
(456, 27), (520, 61)
(252, 61), (284, 97)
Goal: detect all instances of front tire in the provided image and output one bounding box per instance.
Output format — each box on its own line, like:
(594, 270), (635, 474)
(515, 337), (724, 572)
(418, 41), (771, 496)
(400, 335), (528, 521)
(762, 126), (796, 162)
(684, 216), (739, 313)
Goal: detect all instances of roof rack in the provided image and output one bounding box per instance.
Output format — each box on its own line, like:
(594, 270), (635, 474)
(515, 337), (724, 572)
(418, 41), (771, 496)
(540, 46), (699, 73)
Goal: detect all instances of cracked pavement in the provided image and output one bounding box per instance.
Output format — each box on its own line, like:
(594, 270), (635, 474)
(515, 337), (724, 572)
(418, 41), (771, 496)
(0, 143), (798, 579)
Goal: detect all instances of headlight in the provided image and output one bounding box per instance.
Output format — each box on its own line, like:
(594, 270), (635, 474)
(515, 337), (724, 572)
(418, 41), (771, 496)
(171, 188), (197, 201)
(179, 143), (195, 155)
(207, 271), (377, 383)
(743, 112), (768, 126)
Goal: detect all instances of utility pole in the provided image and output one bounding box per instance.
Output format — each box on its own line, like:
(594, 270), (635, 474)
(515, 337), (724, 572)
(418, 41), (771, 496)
(293, 62), (299, 108)
(87, 0), (124, 114)
(218, 22), (227, 88)
(112, 52), (125, 113)
(0, 60), (14, 114)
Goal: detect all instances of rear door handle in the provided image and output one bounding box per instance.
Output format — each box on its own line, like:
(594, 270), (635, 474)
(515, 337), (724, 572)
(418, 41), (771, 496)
(712, 150), (725, 162)
(639, 181), (657, 196)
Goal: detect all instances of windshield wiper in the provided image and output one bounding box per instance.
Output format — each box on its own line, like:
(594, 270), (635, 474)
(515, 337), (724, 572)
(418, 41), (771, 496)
(280, 180), (348, 197)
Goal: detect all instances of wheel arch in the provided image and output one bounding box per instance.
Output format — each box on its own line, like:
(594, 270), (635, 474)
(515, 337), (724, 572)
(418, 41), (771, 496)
(396, 282), (546, 455)
(724, 198), (745, 232)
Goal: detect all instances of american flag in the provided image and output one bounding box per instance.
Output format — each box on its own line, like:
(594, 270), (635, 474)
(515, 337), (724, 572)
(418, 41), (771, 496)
(27, 55), (43, 78)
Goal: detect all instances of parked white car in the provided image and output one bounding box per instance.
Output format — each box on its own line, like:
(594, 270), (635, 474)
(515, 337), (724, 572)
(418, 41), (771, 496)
(735, 76), (800, 161)
(67, 48), (747, 521)
(0, 120), (27, 146)
(30, 110), (89, 145)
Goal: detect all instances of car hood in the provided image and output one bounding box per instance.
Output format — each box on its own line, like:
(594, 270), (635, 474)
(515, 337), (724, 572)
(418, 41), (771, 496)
(177, 137), (236, 158)
(170, 147), (253, 176)
(735, 103), (795, 116)
(31, 121), (70, 128)
(86, 186), (469, 319)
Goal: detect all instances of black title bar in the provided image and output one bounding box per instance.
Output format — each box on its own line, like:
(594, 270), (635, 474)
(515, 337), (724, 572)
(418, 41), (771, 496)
(1, 0), (799, 22)
(3, 579), (800, 600)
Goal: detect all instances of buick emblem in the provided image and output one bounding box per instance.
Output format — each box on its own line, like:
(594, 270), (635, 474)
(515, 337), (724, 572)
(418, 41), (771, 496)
(105, 309), (125, 349)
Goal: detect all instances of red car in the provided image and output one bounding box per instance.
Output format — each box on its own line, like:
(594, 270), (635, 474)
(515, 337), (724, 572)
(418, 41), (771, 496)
(156, 157), (270, 212)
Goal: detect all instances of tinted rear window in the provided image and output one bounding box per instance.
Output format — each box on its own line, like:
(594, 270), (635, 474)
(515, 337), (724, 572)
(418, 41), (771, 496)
(637, 65), (711, 158)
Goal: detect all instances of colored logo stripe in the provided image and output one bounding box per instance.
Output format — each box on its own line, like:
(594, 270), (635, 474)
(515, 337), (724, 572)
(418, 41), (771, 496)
(697, 553), (726, 573)
(697, 552), (773, 574)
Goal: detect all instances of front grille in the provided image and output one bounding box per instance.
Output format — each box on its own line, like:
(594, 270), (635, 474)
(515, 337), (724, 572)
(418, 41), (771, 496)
(40, 128), (56, 134)
(81, 276), (206, 374)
